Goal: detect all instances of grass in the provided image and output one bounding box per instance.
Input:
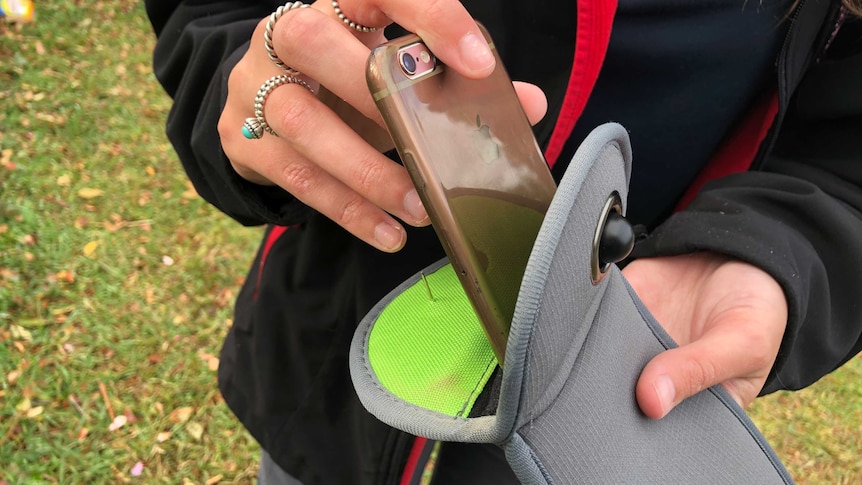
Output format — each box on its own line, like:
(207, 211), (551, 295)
(0, 1), (860, 483)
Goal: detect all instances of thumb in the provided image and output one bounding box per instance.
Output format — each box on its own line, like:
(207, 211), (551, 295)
(635, 328), (763, 419)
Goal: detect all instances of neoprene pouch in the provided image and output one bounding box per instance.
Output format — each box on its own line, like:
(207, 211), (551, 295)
(349, 123), (793, 484)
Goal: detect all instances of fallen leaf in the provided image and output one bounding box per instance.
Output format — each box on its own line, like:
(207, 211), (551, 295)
(77, 188), (104, 199)
(10, 324), (33, 342)
(83, 241), (99, 257)
(35, 41), (45, 55)
(156, 431), (171, 443)
(161, 255), (174, 266)
(74, 216), (89, 229)
(26, 406), (44, 418)
(145, 166), (156, 176)
(7, 370), (20, 385)
(205, 475), (223, 485)
(183, 479), (195, 485)
(78, 427), (89, 442)
(15, 398), (31, 413)
(130, 461), (144, 477)
(57, 174), (71, 186)
(108, 415), (128, 432)
(186, 421), (204, 441)
(169, 406), (193, 424)
(197, 350), (219, 371)
(54, 270), (75, 283)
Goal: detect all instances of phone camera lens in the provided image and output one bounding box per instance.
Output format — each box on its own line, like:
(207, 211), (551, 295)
(400, 52), (417, 75)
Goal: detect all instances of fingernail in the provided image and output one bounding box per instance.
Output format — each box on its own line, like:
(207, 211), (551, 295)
(654, 375), (676, 417)
(374, 222), (404, 251)
(404, 189), (427, 223)
(459, 32), (495, 74)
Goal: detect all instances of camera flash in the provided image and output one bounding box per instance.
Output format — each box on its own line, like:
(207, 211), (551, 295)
(419, 51), (431, 63)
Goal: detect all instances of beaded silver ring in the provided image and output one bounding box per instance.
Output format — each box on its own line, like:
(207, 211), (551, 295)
(264, 1), (310, 76)
(242, 75), (315, 139)
(331, 0), (379, 33)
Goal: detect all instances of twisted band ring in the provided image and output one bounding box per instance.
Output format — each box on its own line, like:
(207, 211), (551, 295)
(242, 75), (315, 139)
(331, 0), (379, 33)
(264, 1), (310, 75)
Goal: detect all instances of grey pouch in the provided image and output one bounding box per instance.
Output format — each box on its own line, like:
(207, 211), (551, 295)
(350, 123), (793, 484)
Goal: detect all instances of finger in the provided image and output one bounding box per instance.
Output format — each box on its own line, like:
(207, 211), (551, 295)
(272, 7), (384, 126)
(219, 106), (410, 253)
(334, 0), (496, 78)
(263, 82), (430, 227)
(635, 324), (771, 419)
(513, 81), (548, 126)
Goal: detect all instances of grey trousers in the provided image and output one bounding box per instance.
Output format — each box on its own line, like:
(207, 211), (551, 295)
(258, 450), (303, 485)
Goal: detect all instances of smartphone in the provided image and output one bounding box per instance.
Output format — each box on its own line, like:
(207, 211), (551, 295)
(367, 24), (557, 364)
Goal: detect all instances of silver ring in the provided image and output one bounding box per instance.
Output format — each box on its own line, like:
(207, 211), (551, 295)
(264, 1), (309, 75)
(244, 75), (315, 139)
(331, 0), (379, 33)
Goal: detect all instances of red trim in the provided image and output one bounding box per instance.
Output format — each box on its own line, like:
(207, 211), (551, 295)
(674, 91), (780, 211)
(253, 224), (294, 299)
(544, 0), (618, 168)
(399, 436), (428, 485)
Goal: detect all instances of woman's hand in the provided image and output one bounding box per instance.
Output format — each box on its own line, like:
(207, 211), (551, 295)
(217, 0), (547, 252)
(623, 252), (788, 419)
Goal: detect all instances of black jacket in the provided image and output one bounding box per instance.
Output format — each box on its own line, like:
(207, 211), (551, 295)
(145, 0), (862, 483)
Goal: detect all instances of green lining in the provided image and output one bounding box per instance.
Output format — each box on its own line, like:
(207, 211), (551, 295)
(367, 263), (497, 417)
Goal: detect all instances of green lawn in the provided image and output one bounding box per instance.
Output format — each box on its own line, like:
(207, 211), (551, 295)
(1, 1), (860, 483)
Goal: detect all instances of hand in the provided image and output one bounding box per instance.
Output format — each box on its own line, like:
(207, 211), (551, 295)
(217, 0), (548, 252)
(622, 252), (788, 419)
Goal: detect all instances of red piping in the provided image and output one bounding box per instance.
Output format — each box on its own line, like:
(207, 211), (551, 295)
(544, 0), (618, 169)
(253, 224), (296, 299)
(675, 91), (780, 211)
(399, 437), (429, 485)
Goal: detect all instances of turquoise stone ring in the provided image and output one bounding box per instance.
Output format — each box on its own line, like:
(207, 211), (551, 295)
(242, 117), (264, 140)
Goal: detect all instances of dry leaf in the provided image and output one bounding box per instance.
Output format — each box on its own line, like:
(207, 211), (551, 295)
(54, 270), (75, 283)
(7, 370), (20, 384)
(16, 398), (31, 413)
(186, 421), (204, 441)
(10, 324), (33, 342)
(169, 406), (193, 424)
(108, 415), (128, 431)
(145, 166), (156, 176)
(205, 475), (224, 485)
(78, 427), (90, 442)
(130, 462), (144, 477)
(161, 255), (174, 266)
(35, 41), (45, 55)
(183, 479), (196, 485)
(83, 241), (99, 257)
(74, 216), (89, 229)
(57, 174), (71, 186)
(197, 350), (219, 371)
(26, 406), (44, 418)
(77, 188), (104, 199)
(156, 431), (171, 443)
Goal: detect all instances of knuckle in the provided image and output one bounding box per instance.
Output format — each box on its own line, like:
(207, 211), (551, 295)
(337, 194), (366, 227)
(279, 162), (317, 197)
(276, 7), (321, 55)
(419, 0), (449, 23)
(350, 154), (385, 193)
(272, 93), (316, 139)
(684, 358), (717, 395)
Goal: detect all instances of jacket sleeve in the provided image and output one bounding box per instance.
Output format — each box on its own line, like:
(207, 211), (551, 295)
(145, 0), (311, 226)
(632, 20), (862, 394)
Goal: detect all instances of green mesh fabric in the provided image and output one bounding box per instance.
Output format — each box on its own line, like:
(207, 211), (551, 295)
(367, 263), (497, 417)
